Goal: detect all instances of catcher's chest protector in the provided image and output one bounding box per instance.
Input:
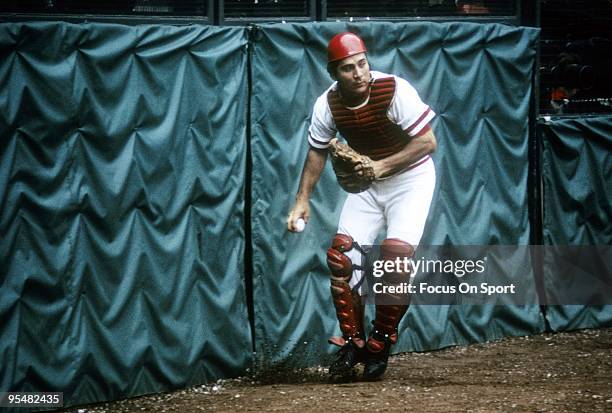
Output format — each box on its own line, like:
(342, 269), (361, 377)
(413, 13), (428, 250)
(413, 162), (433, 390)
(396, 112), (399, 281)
(328, 77), (409, 160)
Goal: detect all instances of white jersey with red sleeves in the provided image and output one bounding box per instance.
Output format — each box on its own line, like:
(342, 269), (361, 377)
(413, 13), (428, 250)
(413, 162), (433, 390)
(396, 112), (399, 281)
(308, 71), (435, 151)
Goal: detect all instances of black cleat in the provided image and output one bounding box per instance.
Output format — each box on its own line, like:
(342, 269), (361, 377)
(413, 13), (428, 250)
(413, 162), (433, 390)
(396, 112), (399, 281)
(328, 340), (364, 380)
(363, 332), (392, 380)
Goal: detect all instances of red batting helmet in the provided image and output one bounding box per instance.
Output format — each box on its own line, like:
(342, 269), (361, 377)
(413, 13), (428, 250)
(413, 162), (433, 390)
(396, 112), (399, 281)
(327, 32), (367, 63)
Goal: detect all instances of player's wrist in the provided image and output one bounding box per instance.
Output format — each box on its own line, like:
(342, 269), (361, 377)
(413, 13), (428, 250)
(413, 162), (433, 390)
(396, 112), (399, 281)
(373, 159), (389, 180)
(295, 192), (310, 203)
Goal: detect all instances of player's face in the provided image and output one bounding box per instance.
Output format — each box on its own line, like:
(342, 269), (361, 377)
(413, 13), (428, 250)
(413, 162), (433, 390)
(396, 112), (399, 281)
(335, 53), (371, 100)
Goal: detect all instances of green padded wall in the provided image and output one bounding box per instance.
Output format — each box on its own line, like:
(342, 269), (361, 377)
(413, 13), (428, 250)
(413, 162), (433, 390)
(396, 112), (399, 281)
(540, 116), (612, 331)
(0, 22), (252, 407)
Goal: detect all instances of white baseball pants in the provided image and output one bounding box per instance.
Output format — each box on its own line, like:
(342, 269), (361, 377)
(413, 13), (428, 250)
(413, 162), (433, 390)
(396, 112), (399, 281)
(336, 157), (436, 290)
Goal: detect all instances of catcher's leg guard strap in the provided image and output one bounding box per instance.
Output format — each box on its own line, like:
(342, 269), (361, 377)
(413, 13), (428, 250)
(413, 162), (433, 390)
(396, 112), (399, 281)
(327, 234), (365, 344)
(369, 238), (414, 351)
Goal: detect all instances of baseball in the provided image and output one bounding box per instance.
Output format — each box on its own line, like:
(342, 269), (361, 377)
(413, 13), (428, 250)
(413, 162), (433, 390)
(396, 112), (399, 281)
(295, 218), (306, 232)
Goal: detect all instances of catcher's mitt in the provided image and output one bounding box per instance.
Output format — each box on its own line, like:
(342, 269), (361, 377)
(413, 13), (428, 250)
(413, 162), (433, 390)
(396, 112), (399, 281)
(328, 139), (375, 193)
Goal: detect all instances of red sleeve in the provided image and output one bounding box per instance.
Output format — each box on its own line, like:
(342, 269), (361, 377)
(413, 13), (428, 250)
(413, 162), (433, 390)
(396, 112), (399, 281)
(413, 124), (431, 138)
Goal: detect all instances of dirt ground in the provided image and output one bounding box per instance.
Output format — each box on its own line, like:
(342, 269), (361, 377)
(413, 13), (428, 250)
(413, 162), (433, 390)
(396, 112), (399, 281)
(61, 328), (612, 413)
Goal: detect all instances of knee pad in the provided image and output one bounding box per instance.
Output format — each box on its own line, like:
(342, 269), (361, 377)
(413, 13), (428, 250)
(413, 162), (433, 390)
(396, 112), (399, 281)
(379, 237), (414, 288)
(381, 238), (415, 266)
(326, 234), (355, 281)
(379, 238), (415, 279)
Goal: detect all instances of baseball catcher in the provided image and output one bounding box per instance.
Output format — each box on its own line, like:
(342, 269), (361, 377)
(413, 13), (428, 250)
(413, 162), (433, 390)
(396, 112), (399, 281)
(287, 32), (437, 380)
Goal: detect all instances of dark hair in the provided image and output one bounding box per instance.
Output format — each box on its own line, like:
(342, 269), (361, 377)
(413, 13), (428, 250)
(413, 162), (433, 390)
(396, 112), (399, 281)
(326, 61), (340, 79)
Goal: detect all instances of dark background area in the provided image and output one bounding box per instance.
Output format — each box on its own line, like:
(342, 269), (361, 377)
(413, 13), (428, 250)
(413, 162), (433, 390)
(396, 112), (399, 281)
(0, 1), (515, 18)
(539, 0), (612, 114)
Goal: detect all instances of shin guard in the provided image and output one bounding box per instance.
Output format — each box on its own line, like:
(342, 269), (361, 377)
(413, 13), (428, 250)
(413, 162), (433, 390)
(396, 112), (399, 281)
(368, 238), (414, 351)
(327, 234), (365, 347)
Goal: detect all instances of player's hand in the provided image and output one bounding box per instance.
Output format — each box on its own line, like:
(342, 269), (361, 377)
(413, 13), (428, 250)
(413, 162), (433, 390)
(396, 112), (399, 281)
(354, 160), (384, 180)
(287, 199), (309, 232)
